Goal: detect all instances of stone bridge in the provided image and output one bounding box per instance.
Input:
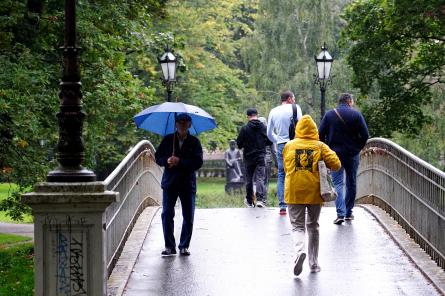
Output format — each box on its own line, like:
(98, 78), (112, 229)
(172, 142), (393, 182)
(23, 138), (445, 295)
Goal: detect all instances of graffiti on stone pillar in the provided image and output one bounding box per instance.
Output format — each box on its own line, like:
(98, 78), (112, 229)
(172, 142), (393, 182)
(70, 236), (86, 294)
(57, 232), (70, 295)
(45, 215), (88, 295)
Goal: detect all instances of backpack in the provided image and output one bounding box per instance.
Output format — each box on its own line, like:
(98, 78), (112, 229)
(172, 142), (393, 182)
(288, 104), (298, 140)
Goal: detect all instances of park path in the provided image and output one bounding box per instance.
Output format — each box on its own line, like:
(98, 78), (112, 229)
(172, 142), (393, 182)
(0, 222), (34, 238)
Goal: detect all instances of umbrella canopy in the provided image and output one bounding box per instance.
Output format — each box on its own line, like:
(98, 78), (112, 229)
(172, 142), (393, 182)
(133, 102), (217, 136)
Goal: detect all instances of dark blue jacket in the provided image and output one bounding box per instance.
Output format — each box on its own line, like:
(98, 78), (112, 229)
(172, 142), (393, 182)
(318, 103), (369, 158)
(155, 132), (203, 192)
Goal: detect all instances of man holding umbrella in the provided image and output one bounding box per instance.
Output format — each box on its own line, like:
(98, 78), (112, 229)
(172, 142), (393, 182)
(155, 113), (203, 256)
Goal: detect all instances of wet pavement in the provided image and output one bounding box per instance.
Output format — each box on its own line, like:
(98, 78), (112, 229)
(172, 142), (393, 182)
(122, 207), (442, 296)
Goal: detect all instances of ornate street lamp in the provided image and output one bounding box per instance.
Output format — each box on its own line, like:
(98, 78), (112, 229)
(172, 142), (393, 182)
(46, 0), (96, 182)
(314, 43), (334, 119)
(158, 48), (177, 102)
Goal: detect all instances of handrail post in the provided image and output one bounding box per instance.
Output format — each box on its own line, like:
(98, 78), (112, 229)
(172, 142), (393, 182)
(23, 182), (118, 296)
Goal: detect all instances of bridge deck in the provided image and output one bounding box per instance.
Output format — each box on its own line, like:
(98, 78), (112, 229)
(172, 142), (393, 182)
(122, 207), (441, 296)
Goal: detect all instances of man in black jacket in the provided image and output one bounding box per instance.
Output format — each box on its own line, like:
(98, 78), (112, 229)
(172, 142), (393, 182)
(237, 108), (272, 208)
(155, 113), (203, 256)
(319, 93), (369, 225)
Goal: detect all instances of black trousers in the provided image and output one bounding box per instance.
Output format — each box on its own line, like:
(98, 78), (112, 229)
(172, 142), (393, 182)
(244, 159), (266, 204)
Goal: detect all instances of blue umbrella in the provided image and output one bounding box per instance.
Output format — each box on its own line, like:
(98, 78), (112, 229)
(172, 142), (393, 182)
(133, 102), (217, 136)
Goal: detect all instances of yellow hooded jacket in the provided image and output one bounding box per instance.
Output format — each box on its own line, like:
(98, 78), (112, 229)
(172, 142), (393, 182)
(283, 115), (341, 204)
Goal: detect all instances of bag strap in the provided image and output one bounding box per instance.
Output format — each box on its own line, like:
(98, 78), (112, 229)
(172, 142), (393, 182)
(334, 108), (358, 140)
(318, 141), (324, 161)
(291, 104), (298, 121)
(333, 108), (347, 126)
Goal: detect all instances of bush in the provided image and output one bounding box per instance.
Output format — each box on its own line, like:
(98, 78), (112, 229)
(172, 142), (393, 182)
(0, 243), (34, 296)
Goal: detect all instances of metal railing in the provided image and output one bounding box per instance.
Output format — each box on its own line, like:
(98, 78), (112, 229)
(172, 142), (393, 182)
(357, 138), (445, 269)
(103, 140), (163, 275)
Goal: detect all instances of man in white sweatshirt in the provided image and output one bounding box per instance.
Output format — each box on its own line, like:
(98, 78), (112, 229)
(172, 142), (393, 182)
(267, 90), (303, 215)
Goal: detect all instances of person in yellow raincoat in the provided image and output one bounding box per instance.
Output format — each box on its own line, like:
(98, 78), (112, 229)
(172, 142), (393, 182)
(283, 114), (341, 276)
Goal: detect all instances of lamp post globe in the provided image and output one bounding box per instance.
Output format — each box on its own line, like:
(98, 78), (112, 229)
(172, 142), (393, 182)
(158, 48), (177, 102)
(314, 43), (333, 119)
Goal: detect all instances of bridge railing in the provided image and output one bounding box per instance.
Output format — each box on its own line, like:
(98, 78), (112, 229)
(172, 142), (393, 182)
(357, 137), (445, 269)
(103, 140), (163, 275)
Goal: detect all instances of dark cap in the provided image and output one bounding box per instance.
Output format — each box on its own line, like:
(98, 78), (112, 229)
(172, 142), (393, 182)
(176, 113), (192, 122)
(246, 108), (258, 116)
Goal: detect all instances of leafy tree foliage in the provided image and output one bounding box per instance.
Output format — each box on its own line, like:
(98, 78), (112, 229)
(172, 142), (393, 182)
(0, 0), (167, 219)
(4, 0), (442, 221)
(340, 0), (445, 137)
(242, 0), (354, 121)
(0, 0), (260, 219)
(159, 0), (258, 147)
(392, 86), (445, 168)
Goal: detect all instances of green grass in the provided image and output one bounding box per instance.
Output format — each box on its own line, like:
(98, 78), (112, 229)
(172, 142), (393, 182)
(0, 183), (17, 198)
(0, 234), (32, 249)
(0, 184), (33, 224)
(0, 234), (34, 296)
(196, 177), (279, 208)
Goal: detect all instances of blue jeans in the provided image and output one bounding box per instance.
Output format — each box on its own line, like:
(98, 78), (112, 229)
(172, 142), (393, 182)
(277, 143), (287, 209)
(331, 154), (359, 218)
(161, 187), (195, 249)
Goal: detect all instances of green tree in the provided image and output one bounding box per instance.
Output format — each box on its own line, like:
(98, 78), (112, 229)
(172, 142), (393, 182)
(0, 0), (167, 219)
(242, 0), (353, 121)
(340, 0), (445, 137)
(392, 86), (445, 168)
(159, 0), (258, 148)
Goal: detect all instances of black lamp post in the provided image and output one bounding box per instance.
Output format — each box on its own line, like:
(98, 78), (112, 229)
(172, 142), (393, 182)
(46, 0), (96, 182)
(314, 43), (333, 119)
(158, 48), (177, 102)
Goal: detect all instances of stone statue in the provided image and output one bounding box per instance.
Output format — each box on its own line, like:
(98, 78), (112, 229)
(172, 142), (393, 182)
(224, 140), (243, 183)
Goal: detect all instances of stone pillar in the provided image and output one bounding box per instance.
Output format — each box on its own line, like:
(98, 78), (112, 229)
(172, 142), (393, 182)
(23, 182), (118, 296)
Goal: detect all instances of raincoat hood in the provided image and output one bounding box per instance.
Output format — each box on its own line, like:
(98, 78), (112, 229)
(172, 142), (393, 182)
(282, 114), (341, 205)
(295, 115), (319, 140)
(247, 119), (264, 129)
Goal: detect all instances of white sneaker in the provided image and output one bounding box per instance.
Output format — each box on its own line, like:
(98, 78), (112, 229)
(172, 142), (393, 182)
(293, 253), (306, 276)
(256, 201), (266, 208)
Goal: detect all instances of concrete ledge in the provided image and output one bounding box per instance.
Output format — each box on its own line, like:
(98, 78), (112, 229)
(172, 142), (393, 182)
(360, 204), (445, 294)
(107, 206), (160, 296)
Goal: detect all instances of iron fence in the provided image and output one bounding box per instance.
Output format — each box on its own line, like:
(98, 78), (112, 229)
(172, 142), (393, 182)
(357, 138), (445, 269)
(103, 140), (163, 275)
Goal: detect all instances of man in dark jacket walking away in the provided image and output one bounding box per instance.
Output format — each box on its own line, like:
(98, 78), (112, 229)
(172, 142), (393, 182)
(319, 93), (369, 225)
(155, 113), (203, 256)
(237, 108), (272, 208)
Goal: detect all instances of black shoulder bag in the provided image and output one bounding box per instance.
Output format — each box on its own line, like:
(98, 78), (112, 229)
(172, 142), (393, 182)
(288, 104), (298, 140)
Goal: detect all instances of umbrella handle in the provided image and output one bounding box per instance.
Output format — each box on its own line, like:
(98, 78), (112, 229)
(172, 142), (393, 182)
(172, 112), (176, 156)
(172, 132), (175, 156)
